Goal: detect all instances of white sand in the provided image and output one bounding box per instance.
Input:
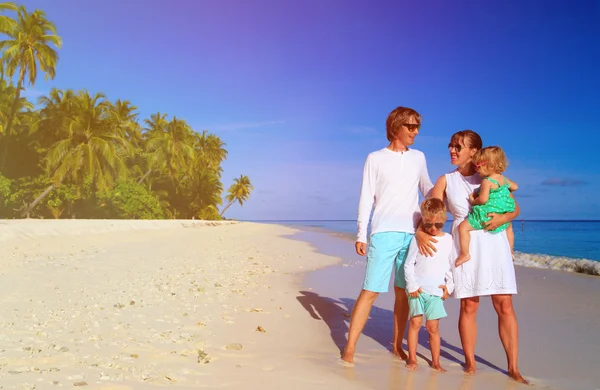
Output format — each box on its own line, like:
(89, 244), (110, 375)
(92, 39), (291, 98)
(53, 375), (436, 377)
(2, 220), (596, 390)
(0, 221), (367, 390)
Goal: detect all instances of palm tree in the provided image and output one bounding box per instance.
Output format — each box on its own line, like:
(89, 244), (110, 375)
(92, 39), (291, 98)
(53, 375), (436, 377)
(0, 78), (33, 137)
(187, 166), (223, 219)
(0, 5), (62, 168)
(195, 130), (227, 173)
(22, 90), (132, 216)
(0, 2), (17, 36)
(220, 175), (253, 217)
(138, 113), (196, 185)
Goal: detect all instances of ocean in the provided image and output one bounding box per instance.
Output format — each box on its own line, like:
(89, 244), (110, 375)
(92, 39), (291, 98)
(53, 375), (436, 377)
(258, 220), (600, 275)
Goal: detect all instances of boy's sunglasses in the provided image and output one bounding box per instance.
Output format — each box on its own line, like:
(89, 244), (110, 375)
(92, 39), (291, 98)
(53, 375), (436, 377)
(404, 124), (421, 132)
(423, 222), (445, 229)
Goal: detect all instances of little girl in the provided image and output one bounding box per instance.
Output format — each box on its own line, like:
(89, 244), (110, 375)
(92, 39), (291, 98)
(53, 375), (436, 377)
(455, 146), (518, 267)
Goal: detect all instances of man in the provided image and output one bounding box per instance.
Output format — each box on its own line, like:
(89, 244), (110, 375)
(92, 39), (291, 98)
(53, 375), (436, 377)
(341, 106), (433, 364)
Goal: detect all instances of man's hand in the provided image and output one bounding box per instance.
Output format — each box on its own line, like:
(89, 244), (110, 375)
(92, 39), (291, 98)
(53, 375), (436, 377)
(439, 285), (450, 300)
(355, 241), (367, 256)
(483, 213), (506, 231)
(415, 229), (437, 257)
(408, 288), (422, 298)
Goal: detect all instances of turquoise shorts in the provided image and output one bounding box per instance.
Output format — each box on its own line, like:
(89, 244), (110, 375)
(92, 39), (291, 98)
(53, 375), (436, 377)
(363, 232), (413, 293)
(407, 292), (447, 320)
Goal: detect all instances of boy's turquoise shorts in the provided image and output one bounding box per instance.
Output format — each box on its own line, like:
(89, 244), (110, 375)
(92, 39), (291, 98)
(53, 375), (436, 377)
(407, 291), (447, 320)
(363, 232), (413, 293)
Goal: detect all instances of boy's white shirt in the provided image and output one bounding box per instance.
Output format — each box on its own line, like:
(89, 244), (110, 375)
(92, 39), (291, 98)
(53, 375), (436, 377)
(404, 233), (455, 296)
(356, 148), (433, 243)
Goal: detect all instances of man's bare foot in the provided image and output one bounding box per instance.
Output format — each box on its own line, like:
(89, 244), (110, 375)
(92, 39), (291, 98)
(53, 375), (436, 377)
(455, 254), (471, 267)
(341, 347), (354, 365)
(463, 363), (476, 375)
(405, 359), (418, 370)
(431, 363), (447, 373)
(392, 346), (408, 361)
(508, 370), (530, 385)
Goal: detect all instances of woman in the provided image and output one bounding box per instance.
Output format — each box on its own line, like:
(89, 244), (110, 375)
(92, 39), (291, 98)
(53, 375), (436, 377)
(417, 130), (528, 384)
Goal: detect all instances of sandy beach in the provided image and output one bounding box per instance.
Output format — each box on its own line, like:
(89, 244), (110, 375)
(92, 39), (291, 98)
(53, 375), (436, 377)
(0, 221), (598, 390)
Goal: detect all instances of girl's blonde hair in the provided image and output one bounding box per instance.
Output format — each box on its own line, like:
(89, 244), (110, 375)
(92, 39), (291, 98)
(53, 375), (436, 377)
(472, 146), (509, 173)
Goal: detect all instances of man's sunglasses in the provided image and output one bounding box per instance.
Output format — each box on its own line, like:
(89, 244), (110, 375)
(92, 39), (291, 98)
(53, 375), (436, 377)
(404, 124), (421, 132)
(423, 222), (444, 229)
(448, 143), (463, 152)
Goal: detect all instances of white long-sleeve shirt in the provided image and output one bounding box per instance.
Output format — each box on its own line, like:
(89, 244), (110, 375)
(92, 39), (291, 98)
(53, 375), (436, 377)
(404, 233), (454, 296)
(356, 148), (433, 243)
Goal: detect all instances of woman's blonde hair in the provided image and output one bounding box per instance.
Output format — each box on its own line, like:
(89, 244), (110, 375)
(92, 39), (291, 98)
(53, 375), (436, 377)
(420, 198), (447, 220)
(472, 146), (509, 173)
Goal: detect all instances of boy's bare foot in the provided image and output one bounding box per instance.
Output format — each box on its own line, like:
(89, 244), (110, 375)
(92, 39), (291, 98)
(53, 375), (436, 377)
(455, 253), (471, 267)
(508, 370), (530, 385)
(405, 359), (418, 370)
(341, 347), (354, 365)
(431, 363), (446, 373)
(463, 363), (476, 375)
(392, 346), (408, 361)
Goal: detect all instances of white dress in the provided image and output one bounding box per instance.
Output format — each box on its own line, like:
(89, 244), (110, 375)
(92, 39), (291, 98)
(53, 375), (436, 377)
(445, 170), (517, 299)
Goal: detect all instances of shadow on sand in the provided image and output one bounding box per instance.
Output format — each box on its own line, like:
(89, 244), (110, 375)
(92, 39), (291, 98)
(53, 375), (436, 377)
(296, 290), (508, 375)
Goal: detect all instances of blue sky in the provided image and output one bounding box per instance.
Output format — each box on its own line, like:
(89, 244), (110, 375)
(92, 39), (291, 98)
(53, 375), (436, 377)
(17, 0), (600, 220)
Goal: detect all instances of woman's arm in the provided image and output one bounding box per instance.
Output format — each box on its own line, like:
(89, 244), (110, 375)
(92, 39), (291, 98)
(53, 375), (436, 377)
(430, 175), (447, 201)
(484, 194), (520, 231)
(415, 175), (446, 256)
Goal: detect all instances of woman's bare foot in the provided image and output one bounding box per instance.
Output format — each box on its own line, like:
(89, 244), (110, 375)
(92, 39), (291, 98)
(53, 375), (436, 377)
(341, 347), (355, 365)
(431, 363), (447, 373)
(455, 253), (471, 267)
(392, 345), (408, 361)
(405, 359), (418, 370)
(463, 363), (476, 375)
(508, 370), (530, 385)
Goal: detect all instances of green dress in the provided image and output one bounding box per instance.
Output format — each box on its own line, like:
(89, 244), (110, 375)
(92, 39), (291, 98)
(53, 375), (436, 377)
(467, 176), (515, 233)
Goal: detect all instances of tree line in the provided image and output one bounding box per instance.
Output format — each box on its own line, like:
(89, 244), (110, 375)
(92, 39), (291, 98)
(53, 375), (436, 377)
(0, 2), (252, 219)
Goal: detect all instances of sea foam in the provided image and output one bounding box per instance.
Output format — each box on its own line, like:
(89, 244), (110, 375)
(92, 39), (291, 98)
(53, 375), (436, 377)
(514, 252), (600, 276)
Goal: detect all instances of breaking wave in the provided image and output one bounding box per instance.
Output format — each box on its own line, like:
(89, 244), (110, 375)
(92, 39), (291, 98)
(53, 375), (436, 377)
(514, 252), (600, 276)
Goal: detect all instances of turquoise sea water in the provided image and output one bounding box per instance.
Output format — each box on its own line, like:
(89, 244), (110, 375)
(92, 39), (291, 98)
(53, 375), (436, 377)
(256, 220), (600, 273)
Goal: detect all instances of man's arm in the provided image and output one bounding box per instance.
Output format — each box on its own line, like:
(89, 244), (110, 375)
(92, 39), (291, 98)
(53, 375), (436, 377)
(357, 155), (375, 245)
(419, 154), (434, 198)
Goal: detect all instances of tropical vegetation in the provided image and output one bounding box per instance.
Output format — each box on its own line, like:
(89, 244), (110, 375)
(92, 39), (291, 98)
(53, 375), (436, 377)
(0, 2), (252, 219)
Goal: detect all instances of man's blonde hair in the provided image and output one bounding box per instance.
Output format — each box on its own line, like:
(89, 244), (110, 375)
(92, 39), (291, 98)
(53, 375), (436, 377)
(472, 146), (509, 173)
(386, 106), (421, 142)
(420, 198), (447, 220)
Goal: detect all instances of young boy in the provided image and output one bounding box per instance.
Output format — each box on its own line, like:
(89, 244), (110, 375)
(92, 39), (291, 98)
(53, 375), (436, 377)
(403, 198), (454, 372)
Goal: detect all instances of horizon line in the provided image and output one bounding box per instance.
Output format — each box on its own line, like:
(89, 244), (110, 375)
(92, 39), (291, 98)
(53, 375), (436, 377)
(245, 219), (600, 223)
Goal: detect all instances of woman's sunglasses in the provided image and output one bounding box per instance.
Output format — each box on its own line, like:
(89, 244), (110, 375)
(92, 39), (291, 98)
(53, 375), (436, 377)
(404, 124), (421, 132)
(422, 222), (445, 229)
(448, 143), (463, 152)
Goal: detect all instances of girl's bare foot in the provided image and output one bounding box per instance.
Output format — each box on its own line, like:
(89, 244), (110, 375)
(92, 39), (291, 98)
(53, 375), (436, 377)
(392, 346), (408, 361)
(455, 253), (471, 267)
(431, 363), (447, 373)
(508, 370), (530, 385)
(405, 359), (418, 370)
